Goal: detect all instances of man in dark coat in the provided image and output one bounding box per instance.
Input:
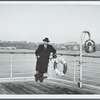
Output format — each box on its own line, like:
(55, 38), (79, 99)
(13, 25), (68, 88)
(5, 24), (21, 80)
(35, 37), (56, 82)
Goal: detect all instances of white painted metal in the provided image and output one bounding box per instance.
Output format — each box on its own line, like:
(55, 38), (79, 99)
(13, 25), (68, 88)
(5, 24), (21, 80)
(10, 54), (13, 79)
(79, 31), (91, 88)
(73, 56), (76, 83)
(79, 34), (83, 88)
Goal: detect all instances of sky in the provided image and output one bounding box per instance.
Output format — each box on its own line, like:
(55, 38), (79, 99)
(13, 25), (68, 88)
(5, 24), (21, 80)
(0, 2), (100, 43)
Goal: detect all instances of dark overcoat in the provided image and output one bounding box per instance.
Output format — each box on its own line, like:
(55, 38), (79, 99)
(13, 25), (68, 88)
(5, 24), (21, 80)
(35, 44), (56, 73)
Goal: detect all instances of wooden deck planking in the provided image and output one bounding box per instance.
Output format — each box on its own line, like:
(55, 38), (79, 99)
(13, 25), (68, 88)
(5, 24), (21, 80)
(37, 82), (66, 94)
(0, 83), (25, 94)
(26, 82), (53, 94)
(0, 83), (15, 94)
(0, 78), (99, 94)
(45, 79), (99, 94)
(27, 81), (65, 94)
(17, 83), (46, 94)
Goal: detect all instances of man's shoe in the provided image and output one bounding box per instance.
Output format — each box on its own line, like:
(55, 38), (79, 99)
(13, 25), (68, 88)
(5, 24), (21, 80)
(40, 79), (43, 83)
(35, 77), (38, 82)
(39, 77), (44, 83)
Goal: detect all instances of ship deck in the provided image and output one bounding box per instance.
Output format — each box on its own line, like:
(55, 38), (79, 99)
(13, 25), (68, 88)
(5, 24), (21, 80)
(0, 78), (99, 94)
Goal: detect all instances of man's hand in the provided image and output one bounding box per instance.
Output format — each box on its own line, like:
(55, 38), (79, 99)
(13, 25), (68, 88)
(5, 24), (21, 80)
(37, 55), (40, 59)
(49, 54), (57, 61)
(53, 54), (57, 58)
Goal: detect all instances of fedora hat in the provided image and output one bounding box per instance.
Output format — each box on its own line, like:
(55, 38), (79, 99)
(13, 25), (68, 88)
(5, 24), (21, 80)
(43, 37), (50, 42)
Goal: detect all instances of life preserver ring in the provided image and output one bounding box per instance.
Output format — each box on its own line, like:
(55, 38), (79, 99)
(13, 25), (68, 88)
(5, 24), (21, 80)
(53, 57), (67, 76)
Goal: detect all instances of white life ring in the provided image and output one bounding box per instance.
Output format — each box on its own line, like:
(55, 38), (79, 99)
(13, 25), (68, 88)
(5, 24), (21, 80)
(53, 57), (67, 76)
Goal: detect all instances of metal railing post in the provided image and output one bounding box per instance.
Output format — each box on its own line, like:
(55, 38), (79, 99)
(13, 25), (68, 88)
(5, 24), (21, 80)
(10, 54), (13, 80)
(73, 56), (76, 83)
(49, 64), (52, 78)
(79, 31), (91, 88)
(48, 59), (52, 79)
(79, 38), (83, 88)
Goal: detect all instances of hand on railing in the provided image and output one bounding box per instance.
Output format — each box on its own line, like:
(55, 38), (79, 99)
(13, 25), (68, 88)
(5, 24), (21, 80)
(36, 55), (40, 59)
(53, 54), (57, 58)
(49, 54), (57, 61)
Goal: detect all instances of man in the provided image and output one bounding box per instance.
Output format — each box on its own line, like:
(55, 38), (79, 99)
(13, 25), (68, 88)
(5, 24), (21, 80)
(35, 37), (56, 82)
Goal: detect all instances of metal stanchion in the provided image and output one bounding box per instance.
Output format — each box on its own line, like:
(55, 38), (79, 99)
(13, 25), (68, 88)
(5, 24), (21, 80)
(73, 56), (76, 83)
(79, 31), (91, 88)
(10, 54), (13, 80)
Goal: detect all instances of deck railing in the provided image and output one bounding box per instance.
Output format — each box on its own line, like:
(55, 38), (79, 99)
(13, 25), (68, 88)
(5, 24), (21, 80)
(51, 53), (100, 90)
(0, 51), (100, 90)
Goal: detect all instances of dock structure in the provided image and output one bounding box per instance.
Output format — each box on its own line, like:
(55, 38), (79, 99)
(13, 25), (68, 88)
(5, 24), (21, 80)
(65, 42), (78, 51)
